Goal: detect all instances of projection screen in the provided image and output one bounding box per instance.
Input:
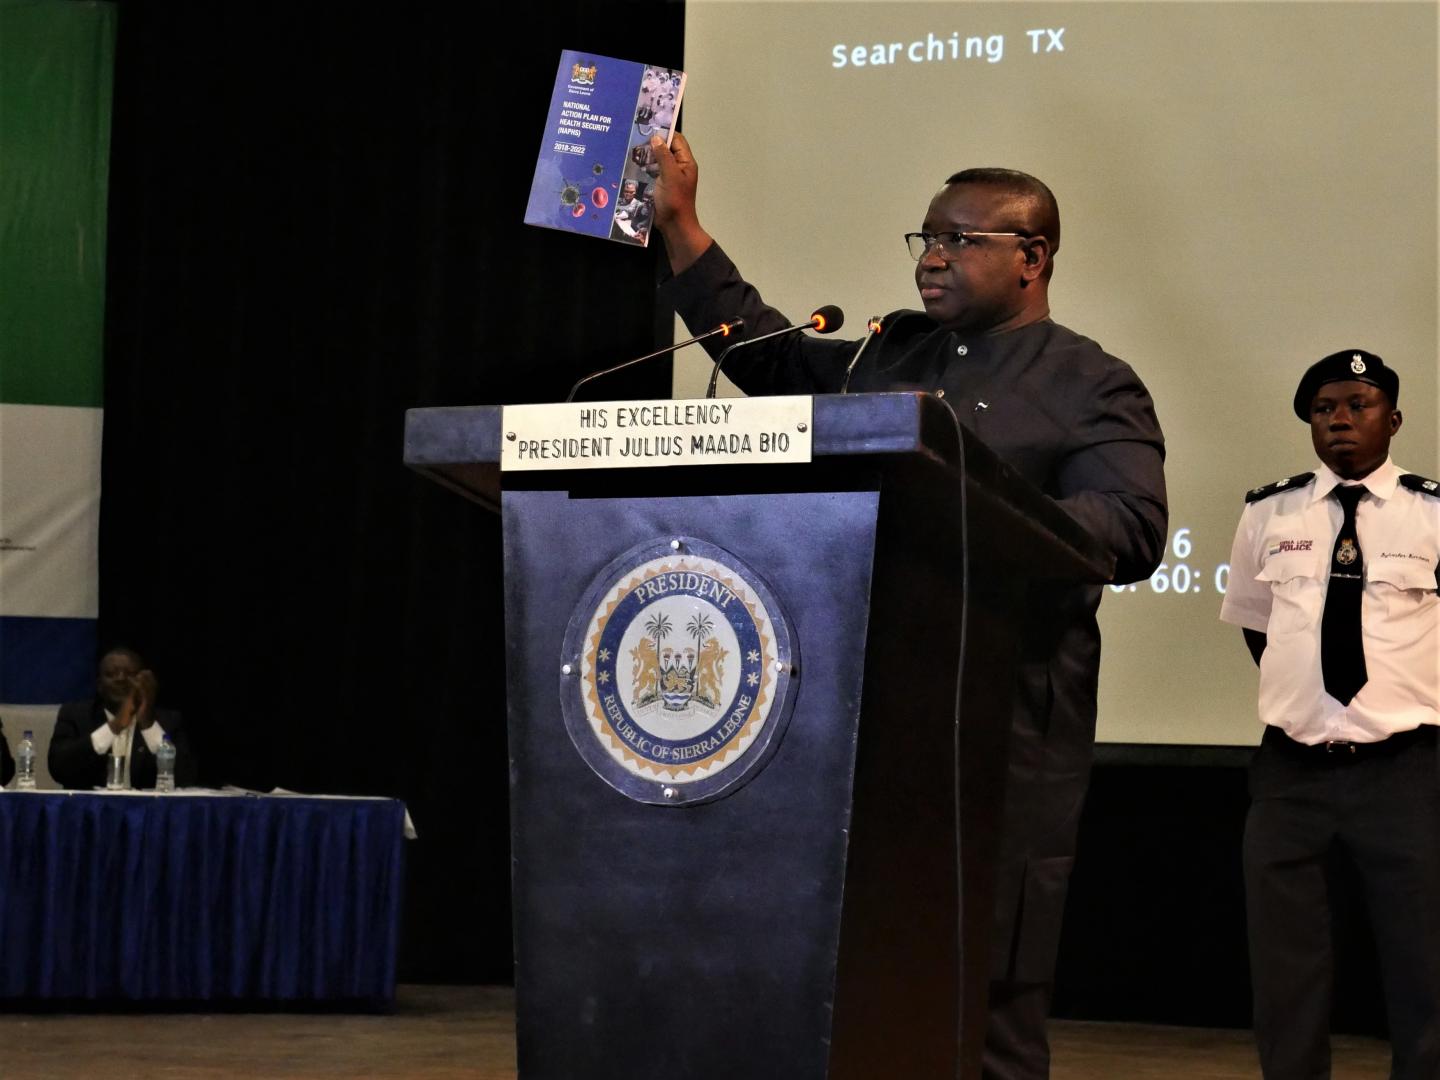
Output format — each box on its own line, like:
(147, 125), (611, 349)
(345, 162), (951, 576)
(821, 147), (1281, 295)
(674, 0), (1438, 745)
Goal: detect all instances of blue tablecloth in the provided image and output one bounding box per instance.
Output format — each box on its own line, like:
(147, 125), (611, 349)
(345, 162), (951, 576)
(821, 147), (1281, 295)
(0, 792), (406, 1005)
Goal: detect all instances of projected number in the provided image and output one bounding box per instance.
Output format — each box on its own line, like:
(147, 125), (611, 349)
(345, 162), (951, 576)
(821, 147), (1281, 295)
(1106, 528), (1229, 596)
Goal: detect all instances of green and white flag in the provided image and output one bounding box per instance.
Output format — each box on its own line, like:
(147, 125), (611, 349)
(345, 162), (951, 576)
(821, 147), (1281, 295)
(0, 0), (117, 708)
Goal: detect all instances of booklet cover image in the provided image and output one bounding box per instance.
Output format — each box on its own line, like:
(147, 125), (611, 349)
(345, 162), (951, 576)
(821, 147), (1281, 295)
(524, 51), (686, 248)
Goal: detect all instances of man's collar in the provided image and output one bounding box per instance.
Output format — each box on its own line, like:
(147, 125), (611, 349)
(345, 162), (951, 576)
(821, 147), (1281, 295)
(943, 316), (1054, 359)
(1310, 457), (1400, 503)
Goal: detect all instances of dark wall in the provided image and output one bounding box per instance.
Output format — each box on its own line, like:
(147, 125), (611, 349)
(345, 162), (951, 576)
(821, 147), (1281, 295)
(99, 3), (683, 983)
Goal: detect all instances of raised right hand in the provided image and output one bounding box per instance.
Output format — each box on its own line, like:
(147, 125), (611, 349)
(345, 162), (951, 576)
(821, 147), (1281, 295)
(648, 131), (713, 274)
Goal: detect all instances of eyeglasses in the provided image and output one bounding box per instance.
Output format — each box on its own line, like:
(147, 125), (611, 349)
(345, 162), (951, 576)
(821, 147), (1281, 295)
(904, 231), (1028, 261)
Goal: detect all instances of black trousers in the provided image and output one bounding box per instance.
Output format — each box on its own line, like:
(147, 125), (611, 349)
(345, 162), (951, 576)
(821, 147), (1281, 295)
(1244, 725), (1440, 1080)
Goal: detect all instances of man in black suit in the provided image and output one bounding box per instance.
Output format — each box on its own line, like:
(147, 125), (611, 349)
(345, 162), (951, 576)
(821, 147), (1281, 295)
(49, 647), (197, 790)
(650, 133), (1168, 1080)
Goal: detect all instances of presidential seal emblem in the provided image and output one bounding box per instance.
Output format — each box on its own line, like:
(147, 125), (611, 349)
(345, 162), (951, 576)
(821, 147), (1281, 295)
(1336, 538), (1359, 566)
(560, 537), (797, 805)
(1350, 353), (1367, 374)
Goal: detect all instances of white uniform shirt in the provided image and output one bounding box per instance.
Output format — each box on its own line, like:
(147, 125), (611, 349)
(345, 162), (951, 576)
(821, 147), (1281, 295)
(1220, 458), (1440, 744)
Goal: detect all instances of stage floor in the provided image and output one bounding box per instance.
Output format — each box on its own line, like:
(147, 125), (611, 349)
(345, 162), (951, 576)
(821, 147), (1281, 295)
(0, 984), (1390, 1079)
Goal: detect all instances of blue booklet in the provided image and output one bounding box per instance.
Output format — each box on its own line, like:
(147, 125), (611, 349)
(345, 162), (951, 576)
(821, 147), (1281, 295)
(524, 51), (686, 247)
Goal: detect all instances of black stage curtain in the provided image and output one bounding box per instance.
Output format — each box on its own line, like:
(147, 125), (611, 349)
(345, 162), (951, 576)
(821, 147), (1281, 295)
(99, 3), (684, 983)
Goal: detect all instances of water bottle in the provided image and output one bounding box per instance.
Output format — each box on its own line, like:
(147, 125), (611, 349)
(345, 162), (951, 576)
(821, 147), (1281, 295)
(155, 734), (176, 793)
(16, 730), (37, 789)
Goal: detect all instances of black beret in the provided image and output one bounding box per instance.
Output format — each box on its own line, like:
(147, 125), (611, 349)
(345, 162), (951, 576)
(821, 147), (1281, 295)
(1293, 349), (1399, 421)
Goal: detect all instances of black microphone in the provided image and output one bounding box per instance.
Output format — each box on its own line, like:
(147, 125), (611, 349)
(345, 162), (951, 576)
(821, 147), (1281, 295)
(704, 306), (845, 399)
(565, 317), (745, 403)
(840, 315), (884, 394)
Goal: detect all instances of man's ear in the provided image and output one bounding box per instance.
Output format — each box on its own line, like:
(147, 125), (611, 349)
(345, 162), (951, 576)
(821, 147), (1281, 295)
(1390, 408), (1403, 436)
(1019, 236), (1051, 283)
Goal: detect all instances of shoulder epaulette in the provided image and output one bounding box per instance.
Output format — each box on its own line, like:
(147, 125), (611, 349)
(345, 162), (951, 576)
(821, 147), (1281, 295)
(1399, 473), (1440, 497)
(1245, 472), (1315, 503)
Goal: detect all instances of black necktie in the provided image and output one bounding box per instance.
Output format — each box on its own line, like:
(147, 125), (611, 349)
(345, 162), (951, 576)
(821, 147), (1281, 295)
(1320, 485), (1367, 705)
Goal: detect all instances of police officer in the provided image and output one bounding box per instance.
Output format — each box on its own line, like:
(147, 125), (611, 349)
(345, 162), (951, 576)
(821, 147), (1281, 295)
(1220, 349), (1440, 1079)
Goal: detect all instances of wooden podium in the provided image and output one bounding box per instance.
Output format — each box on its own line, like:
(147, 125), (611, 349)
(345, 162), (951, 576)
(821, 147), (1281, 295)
(404, 392), (1111, 1080)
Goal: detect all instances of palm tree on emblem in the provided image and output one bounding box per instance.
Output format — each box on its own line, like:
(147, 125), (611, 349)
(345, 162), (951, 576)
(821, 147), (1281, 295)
(644, 611), (672, 650)
(688, 612), (727, 710)
(629, 610), (673, 711)
(686, 612), (713, 649)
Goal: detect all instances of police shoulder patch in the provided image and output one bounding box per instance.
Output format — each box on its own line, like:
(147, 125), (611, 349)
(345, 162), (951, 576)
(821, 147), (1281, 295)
(1245, 472), (1315, 503)
(1399, 473), (1440, 497)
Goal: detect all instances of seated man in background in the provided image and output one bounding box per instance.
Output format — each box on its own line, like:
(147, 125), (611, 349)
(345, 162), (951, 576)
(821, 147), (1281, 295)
(1, 716), (13, 786)
(49, 647), (197, 790)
